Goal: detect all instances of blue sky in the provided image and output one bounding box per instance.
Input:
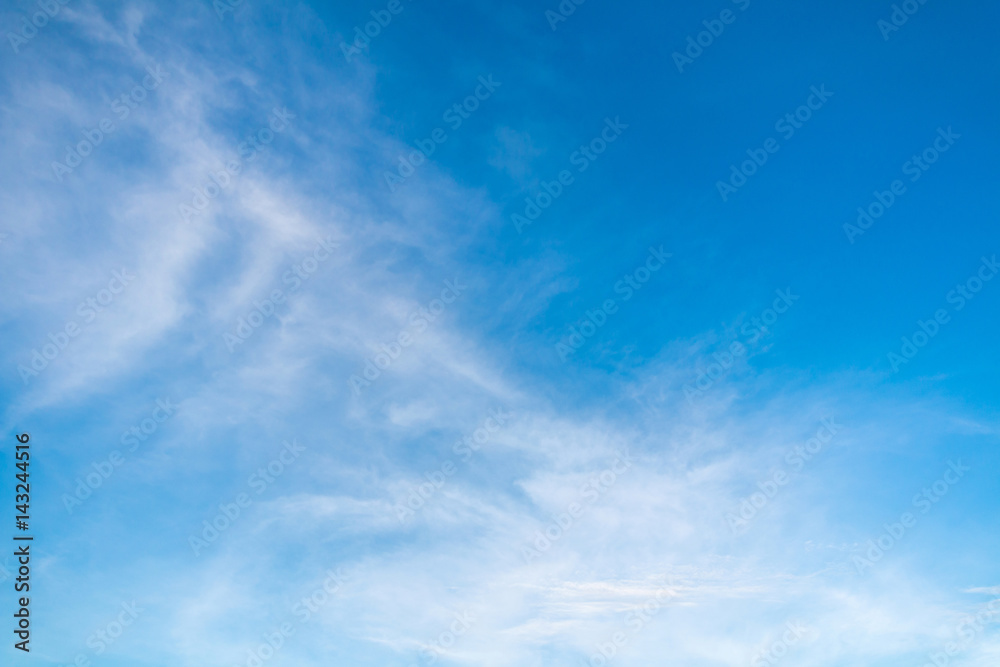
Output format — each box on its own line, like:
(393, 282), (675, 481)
(1, 0), (999, 665)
